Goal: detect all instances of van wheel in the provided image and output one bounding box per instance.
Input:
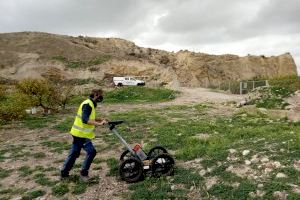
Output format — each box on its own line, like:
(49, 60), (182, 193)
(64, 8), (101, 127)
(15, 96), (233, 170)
(117, 83), (123, 87)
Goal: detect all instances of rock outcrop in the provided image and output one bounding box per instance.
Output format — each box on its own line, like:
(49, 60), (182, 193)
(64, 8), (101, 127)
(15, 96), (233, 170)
(0, 32), (297, 88)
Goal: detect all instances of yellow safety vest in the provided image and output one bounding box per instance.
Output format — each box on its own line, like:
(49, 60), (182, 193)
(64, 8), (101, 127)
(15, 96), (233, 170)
(70, 99), (96, 139)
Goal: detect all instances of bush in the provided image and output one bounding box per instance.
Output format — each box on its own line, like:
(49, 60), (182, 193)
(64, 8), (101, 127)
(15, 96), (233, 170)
(16, 78), (56, 109)
(52, 55), (111, 68)
(248, 86), (290, 109)
(104, 87), (178, 103)
(17, 78), (74, 110)
(269, 75), (300, 93)
(0, 92), (31, 124)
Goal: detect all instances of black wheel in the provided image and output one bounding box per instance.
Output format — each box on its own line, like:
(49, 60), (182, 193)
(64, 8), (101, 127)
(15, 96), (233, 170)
(120, 149), (134, 162)
(119, 157), (143, 183)
(117, 83), (123, 87)
(147, 146), (168, 159)
(151, 153), (174, 177)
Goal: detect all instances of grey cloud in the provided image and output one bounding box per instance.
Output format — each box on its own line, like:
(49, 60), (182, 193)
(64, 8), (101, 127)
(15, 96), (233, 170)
(0, 0), (149, 35)
(0, 0), (299, 69)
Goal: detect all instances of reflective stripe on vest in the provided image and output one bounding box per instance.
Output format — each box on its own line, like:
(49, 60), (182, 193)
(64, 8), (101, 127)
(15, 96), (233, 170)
(72, 124), (95, 133)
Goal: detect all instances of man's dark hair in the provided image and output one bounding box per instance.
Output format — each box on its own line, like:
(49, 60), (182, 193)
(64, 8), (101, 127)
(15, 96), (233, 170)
(89, 89), (103, 98)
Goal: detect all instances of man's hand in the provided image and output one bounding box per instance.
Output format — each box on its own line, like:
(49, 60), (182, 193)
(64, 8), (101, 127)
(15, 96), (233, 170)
(94, 118), (108, 126)
(98, 119), (108, 126)
(87, 119), (109, 126)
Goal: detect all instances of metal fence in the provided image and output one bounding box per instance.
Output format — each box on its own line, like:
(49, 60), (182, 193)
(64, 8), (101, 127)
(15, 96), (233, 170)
(239, 80), (269, 94)
(180, 80), (269, 95)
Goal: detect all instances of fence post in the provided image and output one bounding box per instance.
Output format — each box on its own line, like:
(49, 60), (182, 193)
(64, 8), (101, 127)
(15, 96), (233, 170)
(240, 82), (242, 95)
(266, 80), (269, 87)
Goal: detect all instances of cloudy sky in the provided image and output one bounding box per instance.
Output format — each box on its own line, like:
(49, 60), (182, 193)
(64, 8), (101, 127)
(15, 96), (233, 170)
(0, 0), (299, 73)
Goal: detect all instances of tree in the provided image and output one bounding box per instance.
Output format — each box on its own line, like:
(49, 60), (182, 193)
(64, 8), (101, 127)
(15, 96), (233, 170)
(52, 84), (74, 109)
(16, 78), (56, 110)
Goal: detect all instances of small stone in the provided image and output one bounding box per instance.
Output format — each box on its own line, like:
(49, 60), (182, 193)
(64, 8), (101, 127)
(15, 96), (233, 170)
(273, 161), (281, 168)
(199, 169), (206, 176)
(249, 192), (256, 198)
(257, 165), (262, 169)
(242, 150), (250, 156)
(273, 191), (288, 200)
(245, 160), (252, 165)
(261, 157), (269, 163)
(232, 182), (240, 188)
(256, 190), (265, 197)
(264, 168), (272, 174)
(194, 158), (202, 163)
(258, 184), (264, 188)
(226, 165), (234, 171)
(250, 156), (259, 164)
(190, 186), (195, 191)
(276, 173), (287, 178)
(171, 185), (175, 191)
(229, 149), (237, 154)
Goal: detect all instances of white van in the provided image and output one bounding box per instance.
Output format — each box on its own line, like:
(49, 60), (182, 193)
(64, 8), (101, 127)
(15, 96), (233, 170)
(113, 77), (145, 86)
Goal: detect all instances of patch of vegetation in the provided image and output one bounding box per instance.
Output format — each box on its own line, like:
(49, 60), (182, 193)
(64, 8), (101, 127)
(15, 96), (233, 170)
(172, 167), (204, 188)
(22, 115), (58, 129)
(32, 152), (46, 159)
(0, 187), (27, 196)
(0, 168), (12, 179)
(67, 175), (100, 195)
(65, 78), (103, 86)
(0, 92), (31, 125)
(52, 117), (74, 132)
(104, 87), (178, 104)
(18, 166), (34, 177)
(269, 75), (300, 93)
(41, 141), (70, 153)
(128, 177), (173, 199)
(52, 55), (111, 68)
(52, 183), (69, 196)
(34, 173), (57, 186)
(248, 86), (291, 109)
(21, 189), (45, 200)
(106, 158), (119, 176)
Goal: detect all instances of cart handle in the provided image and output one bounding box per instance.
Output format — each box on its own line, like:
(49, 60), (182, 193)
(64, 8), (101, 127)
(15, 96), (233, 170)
(108, 120), (124, 130)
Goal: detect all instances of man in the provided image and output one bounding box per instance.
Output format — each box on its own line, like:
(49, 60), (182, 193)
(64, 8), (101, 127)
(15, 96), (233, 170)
(61, 89), (108, 182)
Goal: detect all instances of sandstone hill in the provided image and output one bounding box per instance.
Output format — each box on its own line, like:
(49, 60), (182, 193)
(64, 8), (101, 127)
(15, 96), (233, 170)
(0, 32), (297, 88)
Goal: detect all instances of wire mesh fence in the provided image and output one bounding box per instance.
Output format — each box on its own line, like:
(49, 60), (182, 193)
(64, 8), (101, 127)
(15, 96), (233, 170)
(180, 80), (269, 94)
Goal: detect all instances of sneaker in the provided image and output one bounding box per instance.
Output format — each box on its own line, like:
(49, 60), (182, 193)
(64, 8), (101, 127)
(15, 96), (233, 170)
(80, 174), (90, 183)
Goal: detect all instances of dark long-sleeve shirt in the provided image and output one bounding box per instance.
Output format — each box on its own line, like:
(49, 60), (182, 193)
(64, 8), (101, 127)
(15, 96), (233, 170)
(82, 98), (97, 124)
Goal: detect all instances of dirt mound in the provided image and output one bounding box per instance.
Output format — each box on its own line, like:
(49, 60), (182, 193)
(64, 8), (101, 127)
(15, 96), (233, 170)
(0, 32), (297, 88)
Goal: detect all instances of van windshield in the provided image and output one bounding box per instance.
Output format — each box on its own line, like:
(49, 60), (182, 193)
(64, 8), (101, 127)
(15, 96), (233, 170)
(130, 78), (136, 80)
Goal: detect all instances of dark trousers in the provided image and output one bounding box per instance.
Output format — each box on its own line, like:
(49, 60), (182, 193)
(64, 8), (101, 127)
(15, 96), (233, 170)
(61, 136), (97, 176)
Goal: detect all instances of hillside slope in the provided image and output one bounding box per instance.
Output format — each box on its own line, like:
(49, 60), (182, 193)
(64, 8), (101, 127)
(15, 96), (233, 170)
(0, 32), (297, 88)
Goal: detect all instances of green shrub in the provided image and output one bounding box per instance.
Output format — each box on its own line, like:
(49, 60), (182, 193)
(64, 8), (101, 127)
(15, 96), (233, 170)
(52, 183), (69, 196)
(21, 189), (45, 200)
(16, 78), (56, 109)
(269, 75), (300, 93)
(17, 78), (74, 110)
(53, 55), (111, 68)
(0, 92), (31, 124)
(104, 87), (178, 103)
(248, 86), (291, 109)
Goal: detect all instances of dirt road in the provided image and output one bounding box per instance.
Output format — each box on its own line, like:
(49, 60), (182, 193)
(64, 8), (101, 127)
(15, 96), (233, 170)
(100, 87), (245, 114)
